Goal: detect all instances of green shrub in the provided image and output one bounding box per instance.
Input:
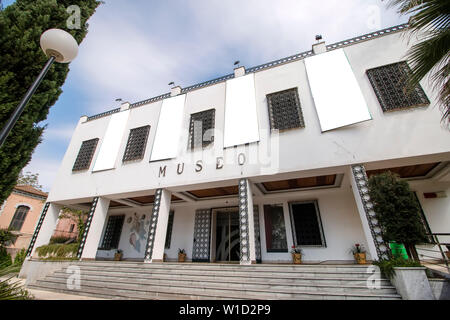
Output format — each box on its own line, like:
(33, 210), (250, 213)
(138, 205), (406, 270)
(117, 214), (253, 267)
(0, 247), (12, 267)
(368, 172), (429, 260)
(13, 248), (26, 266)
(373, 257), (422, 279)
(35, 243), (79, 260)
(49, 236), (72, 244)
(0, 276), (33, 300)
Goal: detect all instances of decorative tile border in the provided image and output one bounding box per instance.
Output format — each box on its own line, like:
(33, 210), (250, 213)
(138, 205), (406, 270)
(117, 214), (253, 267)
(351, 164), (391, 260)
(26, 202), (50, 257)
(86, 108), (120, 122)
(239, 179), (251, 263)
(144, 189), (162, 261)
(77, 197), (99, 259)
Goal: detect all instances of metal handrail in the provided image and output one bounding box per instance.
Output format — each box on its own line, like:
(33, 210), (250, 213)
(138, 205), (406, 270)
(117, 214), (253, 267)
(417, 233), (449, 272)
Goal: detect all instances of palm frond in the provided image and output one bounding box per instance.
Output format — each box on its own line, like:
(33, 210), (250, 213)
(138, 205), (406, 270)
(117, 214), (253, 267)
(386, 0), (450, 125)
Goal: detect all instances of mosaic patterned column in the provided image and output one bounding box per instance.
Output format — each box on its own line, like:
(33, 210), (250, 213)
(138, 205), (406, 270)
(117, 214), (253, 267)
(351, 164), (391, 260)
(238, 178), (256, 264)
(144, 189), (163, 262)
(26, 202), (50, 258)
(77, 197), (99, 259)
(192, 209), (212, 262)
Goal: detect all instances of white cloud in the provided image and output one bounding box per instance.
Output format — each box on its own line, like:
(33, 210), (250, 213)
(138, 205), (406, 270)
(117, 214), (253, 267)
(43, 125), (76, 142)
(23, 157), (63, 192)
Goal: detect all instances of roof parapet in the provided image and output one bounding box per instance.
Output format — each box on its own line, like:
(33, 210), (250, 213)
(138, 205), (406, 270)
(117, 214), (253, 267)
(85, 23), (409, 122)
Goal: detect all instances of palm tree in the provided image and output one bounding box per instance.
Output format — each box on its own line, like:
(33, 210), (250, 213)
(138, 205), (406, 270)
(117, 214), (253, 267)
(386, 0), (449, 126)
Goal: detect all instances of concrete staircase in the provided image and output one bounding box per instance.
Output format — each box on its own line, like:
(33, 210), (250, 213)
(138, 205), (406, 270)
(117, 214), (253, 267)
(27, 261), (401, 300)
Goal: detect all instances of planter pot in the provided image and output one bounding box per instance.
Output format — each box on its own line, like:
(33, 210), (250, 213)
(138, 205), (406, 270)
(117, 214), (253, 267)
(292, 253), (302, 264)
(178, 253), (186, 262)
(391, 267), (435, 300)
(354, 252), (366, 264)
(114, 253), (123, 261)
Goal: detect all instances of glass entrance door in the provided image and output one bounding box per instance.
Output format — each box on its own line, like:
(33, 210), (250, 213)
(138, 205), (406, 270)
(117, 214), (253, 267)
(215, 210), (240, 262)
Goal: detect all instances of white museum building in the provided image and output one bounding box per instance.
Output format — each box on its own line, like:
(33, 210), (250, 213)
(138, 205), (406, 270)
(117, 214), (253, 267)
(25, 23), (450, 267)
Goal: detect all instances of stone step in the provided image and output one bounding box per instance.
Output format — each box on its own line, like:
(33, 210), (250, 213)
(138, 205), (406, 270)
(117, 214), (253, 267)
(52, 269), (392, 286)
(59, 265), (379, 279)
(46, 273), (397, 295)
(69, 262), (374, 273)
(31, 279), (400, 300)
(26, 261), (400, 300)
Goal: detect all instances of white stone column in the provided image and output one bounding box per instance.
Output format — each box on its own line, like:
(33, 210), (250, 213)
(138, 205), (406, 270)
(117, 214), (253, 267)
(144, 189), (171, 263)
(26, 203), (62, 259)
(349, 165), (390, 261)
(239, 178), (257, 265)
(79, 197), (110, 260)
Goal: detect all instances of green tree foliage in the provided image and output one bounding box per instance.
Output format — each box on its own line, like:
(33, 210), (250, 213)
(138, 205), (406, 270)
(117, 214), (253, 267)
(0, 0), (100, 204)
(368, 171), (429, 260)
(386, 0), (450, 126)
(0, 228), (16, 247)
(16, 170), (42, 190)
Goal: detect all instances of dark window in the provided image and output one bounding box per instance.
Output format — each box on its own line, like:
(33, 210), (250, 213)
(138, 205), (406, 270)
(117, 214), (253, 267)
(289, 201), (325, 246)
(123, 125), (150, 162)
(165, 210), (175, 249)
(72, 138), (99, 171)
(366, 61), (430, 112)
(9, 205), (30, 231)
(263, 204), (288, 252)
(266, 88), (305, 131)
(69, 224), (75, 233)
(100, 215), (125, 250)
(188, 109), (215, 150)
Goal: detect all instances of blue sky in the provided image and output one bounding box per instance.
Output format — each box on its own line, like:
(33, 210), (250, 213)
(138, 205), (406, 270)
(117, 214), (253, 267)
(9, 0), (408, 191)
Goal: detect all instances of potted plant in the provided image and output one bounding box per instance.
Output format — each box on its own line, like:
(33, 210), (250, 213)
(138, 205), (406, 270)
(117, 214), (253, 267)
(178, 248), (186, 262)
(114, 249), (123, 261)
(351, 244), (366, 264)
(290, 245), (303, 264)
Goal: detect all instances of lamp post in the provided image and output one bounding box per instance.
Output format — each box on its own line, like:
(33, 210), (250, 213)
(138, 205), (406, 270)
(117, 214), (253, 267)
(0, 29), (79, 148)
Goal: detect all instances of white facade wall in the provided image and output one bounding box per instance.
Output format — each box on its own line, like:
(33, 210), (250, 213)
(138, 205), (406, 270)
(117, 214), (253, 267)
(47, 29), (450, 204)
(41, 25), (450, 263)
(96, 174), (372, 263)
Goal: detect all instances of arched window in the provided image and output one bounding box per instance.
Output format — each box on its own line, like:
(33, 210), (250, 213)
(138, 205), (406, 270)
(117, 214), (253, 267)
(9, 205), (30, 231)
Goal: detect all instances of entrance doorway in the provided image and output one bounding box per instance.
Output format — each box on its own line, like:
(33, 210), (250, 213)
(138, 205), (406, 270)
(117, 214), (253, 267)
(214, 209), (240, 262)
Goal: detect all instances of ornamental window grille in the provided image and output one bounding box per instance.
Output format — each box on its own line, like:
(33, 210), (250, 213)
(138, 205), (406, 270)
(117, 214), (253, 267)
(9, 205), (30, 231)
(266, 88), (305, 131)
(366, 61), (430, 112)
(263, 204), (288, 252)
(289, 201), (326, 246)
(72, 138), (99, 171)
(100, 215), (125, 250)
(123, 125), (150, 162)
(188, 109), (215, 150)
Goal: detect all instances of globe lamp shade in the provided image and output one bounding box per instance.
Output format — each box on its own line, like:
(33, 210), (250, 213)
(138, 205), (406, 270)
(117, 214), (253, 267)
(40, 29), (79, 63)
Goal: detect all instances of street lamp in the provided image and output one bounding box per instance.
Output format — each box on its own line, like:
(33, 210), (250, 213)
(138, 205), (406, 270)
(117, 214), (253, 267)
(0, 29), (79, 147)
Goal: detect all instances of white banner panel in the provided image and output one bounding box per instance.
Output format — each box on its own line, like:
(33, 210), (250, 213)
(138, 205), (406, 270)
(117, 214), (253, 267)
(224, 74), (260, 148)
(150, 94), (186, 161)
(304, 48), (372, 132)
(92, 110), (130, 172)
